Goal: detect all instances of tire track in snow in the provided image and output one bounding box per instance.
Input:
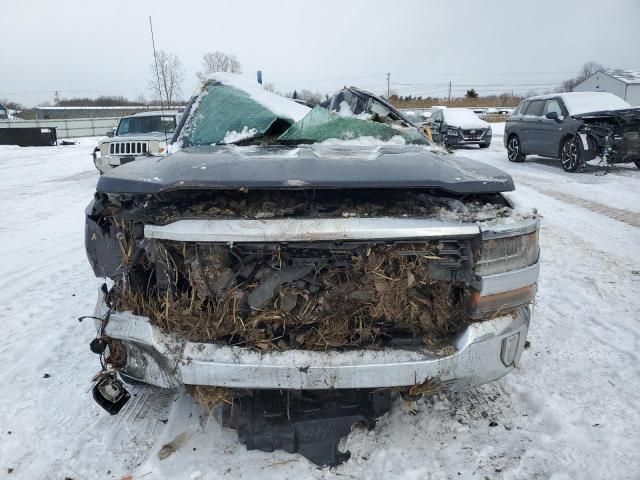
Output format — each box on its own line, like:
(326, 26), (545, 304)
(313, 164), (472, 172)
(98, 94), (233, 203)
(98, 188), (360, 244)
(516, 179), (640, 228)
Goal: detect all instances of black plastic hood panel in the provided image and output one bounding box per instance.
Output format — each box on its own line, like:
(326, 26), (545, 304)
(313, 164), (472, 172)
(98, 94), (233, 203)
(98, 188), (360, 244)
(96, 146), (515, 195)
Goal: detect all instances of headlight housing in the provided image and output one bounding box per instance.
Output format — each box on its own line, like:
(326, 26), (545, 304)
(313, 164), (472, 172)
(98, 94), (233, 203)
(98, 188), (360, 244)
(476, 231), (539, 276)
(99, 143), (109, 157)
(447, 127), (459, 136)
(148, 140), (160, 154)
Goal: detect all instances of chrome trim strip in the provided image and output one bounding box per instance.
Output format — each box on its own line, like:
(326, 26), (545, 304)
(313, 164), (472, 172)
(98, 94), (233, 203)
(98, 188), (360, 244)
(145, 217), (481, 242)
(478, 261), (540, 296)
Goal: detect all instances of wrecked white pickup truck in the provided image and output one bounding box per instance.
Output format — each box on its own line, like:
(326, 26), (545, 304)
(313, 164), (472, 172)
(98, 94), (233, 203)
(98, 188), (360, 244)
(85, 74), (539, 465)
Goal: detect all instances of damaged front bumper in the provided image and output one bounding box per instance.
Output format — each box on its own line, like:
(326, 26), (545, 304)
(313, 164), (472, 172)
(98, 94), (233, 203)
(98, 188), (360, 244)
(94, 289), (531, 391)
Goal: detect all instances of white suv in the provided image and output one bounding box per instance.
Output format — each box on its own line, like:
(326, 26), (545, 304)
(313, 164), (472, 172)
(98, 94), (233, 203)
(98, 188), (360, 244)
(92, 110), (179, 173)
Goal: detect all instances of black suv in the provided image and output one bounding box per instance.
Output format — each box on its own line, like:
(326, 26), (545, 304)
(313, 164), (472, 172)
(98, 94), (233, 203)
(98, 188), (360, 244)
(504, 92), (640, 172)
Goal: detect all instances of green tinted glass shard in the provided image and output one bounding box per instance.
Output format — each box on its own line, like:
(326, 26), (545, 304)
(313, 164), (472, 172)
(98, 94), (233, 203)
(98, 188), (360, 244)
(278, 106), (425, 144)
(182, 83), (283, 145)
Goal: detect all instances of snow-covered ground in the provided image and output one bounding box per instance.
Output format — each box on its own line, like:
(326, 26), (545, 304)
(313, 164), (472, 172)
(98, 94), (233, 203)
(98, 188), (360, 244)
(0, 130), (639, 479)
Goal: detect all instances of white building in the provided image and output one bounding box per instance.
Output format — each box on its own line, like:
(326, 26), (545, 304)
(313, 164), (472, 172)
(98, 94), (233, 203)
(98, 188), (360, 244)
(574, 69), (640, 106)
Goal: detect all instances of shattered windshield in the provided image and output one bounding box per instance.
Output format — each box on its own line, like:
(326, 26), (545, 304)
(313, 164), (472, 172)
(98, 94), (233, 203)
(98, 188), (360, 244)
(279, 106), (426, 144)
(178, 75), (428, 147)
(117, 115), (176, 136)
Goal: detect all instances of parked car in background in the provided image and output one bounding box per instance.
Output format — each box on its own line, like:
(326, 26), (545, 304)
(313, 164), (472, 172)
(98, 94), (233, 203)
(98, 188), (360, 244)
(497, 107), (515, 115)
(399, 108), (434, 126)
(504, 92), (640, 172)
(92, 110), (180, 173)
(428, 108), (492, 148)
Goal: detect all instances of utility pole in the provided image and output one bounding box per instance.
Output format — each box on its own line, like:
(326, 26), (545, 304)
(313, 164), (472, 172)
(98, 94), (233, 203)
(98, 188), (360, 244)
(54, 91), (60, 105)
(448, 81), (452, 106)
(386, 72), (390, 98)
(149, 16), (168, 108)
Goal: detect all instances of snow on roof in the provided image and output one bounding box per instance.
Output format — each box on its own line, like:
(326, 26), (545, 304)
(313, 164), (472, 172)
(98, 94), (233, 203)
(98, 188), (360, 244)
(207, 72), (310, 122)
(527, 91), (631, 115)
(443, 108), (488, 127)
(128, 110), (180, 117)
(604, 69), (640, 84)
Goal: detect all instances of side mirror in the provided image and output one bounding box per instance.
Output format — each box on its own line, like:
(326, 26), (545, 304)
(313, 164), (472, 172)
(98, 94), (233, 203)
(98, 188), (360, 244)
(106, 130), (114, 137)
(546, 111), (560, 121)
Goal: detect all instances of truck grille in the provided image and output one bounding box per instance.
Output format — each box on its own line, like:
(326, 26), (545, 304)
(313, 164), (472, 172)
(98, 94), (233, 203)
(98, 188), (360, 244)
(109, 141), (148, 156)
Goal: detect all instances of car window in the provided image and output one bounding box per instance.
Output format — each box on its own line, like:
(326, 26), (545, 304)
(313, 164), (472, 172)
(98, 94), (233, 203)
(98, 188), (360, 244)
(543, 99), (563, 116)
(518, 101), (530, 115)
(525, 100), (545, 117)
(117, 115), (176, 135)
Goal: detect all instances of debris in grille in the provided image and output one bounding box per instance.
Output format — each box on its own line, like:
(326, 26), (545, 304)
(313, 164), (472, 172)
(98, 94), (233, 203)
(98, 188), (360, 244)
(114, 238), (470, 352)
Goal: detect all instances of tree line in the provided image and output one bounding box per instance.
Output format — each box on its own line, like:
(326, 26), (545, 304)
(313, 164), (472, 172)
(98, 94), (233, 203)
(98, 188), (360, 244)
(3, 58), (608, 111)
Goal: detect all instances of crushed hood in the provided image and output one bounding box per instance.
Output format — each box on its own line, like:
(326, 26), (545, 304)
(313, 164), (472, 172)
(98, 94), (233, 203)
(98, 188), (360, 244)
(96, 145), (514, 195)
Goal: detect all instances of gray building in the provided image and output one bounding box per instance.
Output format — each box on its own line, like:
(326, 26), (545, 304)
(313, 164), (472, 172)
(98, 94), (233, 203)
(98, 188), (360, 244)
(33, 106), (166, 120)
(574, 69), (640, 106)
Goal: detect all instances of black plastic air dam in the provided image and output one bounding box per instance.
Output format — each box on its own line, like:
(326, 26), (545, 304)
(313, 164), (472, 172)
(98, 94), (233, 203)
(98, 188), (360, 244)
(221, 389), (395, 466)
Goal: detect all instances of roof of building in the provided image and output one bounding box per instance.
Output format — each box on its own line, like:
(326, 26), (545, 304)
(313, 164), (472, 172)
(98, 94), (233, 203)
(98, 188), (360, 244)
(602, 69), (640, 84)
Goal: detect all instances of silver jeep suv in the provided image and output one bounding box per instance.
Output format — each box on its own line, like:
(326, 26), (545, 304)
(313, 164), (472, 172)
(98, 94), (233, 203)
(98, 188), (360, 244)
(92, 110), (179, 173)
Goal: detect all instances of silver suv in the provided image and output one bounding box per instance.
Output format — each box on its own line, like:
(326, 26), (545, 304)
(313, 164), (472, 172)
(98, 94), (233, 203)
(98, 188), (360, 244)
(92, 110), (179, 173)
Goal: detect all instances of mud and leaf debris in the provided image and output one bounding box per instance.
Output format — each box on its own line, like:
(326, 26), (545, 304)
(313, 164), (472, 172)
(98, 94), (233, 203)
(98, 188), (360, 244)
(101, 188), (512, 224)
(113, 241), (469, 351)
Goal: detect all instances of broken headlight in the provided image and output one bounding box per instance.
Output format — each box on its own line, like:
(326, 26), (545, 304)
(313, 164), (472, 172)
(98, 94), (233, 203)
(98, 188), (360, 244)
(446, 127), (459, 136)
(476, 231), (539, 276)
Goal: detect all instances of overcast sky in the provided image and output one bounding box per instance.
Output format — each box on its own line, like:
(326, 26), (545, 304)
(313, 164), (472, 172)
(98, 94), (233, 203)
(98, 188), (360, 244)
(2, 0), (639, 106)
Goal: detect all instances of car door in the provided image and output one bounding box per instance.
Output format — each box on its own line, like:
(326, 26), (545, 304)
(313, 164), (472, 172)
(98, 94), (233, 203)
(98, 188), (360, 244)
(536, 98), (566, 157)
(429, 110), (444, 143)
(521, 100), (545, 154)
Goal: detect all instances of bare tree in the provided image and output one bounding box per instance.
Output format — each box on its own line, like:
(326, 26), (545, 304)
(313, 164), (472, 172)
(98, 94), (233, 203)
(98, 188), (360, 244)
(577, 61), (605, 83)
(196, 51), (242, 81)
(297, 89), (323, 107)
(558, 61), (605, 92)
(262, 82), (276, 93)
(0, 99), (24, 111)
(149, 50), (184, 106)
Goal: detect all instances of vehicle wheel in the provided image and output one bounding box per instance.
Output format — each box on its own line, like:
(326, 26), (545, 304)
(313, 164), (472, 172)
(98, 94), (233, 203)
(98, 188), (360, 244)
(479, 142), (490, 149)
(507, 135), (525, 162)
(560, 137), (585, 172)
(634, 159), (640, 169)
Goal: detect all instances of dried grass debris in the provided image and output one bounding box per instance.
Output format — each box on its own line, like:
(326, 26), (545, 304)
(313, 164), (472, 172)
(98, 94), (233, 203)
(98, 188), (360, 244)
(115, 241), (469, 351)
